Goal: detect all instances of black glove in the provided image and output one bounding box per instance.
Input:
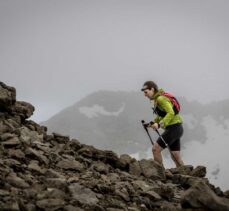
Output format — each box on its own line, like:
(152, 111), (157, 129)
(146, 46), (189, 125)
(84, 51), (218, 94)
(144, 121), (154, 128)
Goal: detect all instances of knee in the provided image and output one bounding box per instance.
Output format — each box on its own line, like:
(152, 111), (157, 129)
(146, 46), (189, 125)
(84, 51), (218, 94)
(152, 144), (161, 154)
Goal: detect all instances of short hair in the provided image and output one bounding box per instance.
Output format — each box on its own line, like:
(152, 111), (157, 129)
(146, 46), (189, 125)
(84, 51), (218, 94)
(141, 81), (158, 92)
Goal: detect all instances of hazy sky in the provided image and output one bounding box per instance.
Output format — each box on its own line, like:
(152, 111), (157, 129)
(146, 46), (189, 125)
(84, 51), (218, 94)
(1, 0), (229, 122)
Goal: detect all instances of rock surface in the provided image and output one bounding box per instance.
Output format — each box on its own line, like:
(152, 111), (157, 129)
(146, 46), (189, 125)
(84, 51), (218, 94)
(0, 81), (229, 211)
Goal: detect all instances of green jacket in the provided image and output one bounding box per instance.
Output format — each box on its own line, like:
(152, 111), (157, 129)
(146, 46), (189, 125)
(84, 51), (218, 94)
(151, 89), (182, 129)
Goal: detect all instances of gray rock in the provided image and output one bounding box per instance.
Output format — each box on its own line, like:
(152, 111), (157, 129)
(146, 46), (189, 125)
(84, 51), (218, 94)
(0, 201), (20, 211)
(68, 183), (99, 205)
(8, 149), (25, 160)
(37, 188), (66, 200)
(0, 82), (16, 110)
(6, 173), (30, 188)
(129, 161), (142, 177)
(0, 133), (15, 141)
(25, 147), (49, 165)
(45, 168), (65, 178)
(64, 205), (84, 211)
(144, 190), (162, 200)
(181, 180), (229, 211)
(114, 182), (131, 202)
(46, 178), (68, 190)
(225, 190), (229, 198)
(190, 165), (206, 177)
(131, 180), (152, 192)
(0, 189), (10, 196)
(10, 101), (35, 120)
(36, 198), (66, 209)
(169, 165), (194, 175)
(91, 161), (110, 174)
(57, 159), (84, 171)
(172, 174), (203, 188)
(19, 127), (43, 145)
(139, 159), (166, 180)
(28, 161), (46, 175)
(115, 154), (134, 170)
(53, 132), (70, 143)
(1, 136), (20, 147)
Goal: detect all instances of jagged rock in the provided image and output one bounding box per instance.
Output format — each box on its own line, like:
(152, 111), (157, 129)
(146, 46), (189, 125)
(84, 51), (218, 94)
(68, 138), (82, 151)
(0, 82), (16, 111)
(68, 183), (99, 205)
(91, 161), (110, 174)
(10, 101), (35, 120)
(0, 121), (10, 134)
(0, 189), (10, 197)
(19, 126), (43, 145)
(0, 132), (15, 141)
(25, 147), (49, 165)
(53, 132), (70, 143)
(45, 168), (65, 178)
(129, 161), (142, 176)
(46, 178), (68, 190)
(1, 136), (20, 148)
(28, 160), (46, 175)
(190, 165), (206, 177)
(117, 154), (134, 170)
(152, 183), (175, 201)
(64, 205), (84, 211)
(36, 198), (66, 209)
(181, 180), (229, 211)
(0, 201), (20, 211)
(57, 158), (84, 171)
(165, 169), (173, 179)
(139, 159), (166, 180)
(169, 165), (193, 175)
(8, 149), (25, 160)
(131, 180), (152, 192)
(172, 174), (204, 189)
(225, 190), (229, 198)
(143, 190), (162, 200)
(6, 172), (30, 188)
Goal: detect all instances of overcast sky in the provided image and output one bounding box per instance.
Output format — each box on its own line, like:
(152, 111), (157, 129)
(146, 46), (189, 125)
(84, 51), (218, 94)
(1, 0), (229, 122)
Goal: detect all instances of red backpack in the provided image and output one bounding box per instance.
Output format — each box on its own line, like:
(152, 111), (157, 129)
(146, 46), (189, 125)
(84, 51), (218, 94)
(161, 92), (180, 114)
(153, 92), (181, 117)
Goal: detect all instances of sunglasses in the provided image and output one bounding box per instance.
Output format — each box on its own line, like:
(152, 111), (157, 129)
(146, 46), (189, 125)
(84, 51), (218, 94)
(143, 89), (149, 94)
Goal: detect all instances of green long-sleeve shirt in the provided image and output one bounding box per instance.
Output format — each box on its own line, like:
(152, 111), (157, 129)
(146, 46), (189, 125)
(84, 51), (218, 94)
(151, 89), (182, 128)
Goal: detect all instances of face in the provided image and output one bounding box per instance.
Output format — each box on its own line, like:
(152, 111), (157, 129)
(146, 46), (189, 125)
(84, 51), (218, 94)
(143, 88), (155, 99)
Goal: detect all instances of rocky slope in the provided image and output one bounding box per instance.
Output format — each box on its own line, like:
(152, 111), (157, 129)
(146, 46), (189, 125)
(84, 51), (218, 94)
(0, 81), (229, 211)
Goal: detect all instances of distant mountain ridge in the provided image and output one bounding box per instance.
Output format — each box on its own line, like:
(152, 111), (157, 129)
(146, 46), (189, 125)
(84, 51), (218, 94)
(42, 91), (229, 155)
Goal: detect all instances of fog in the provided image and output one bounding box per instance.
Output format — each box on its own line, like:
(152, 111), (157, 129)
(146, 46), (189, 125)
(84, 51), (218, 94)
(1, 0), (229, 122)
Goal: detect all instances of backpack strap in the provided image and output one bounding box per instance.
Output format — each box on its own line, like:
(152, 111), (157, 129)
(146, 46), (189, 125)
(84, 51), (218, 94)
(160, 92), (180, 114)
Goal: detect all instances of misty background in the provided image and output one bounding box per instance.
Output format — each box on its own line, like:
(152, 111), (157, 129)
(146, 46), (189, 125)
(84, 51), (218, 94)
(1, 1), (229, 190)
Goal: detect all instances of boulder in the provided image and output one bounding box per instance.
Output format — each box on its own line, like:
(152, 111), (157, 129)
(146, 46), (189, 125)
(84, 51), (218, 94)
(0, 82), (16, 111)
(181, 180), (229, 211)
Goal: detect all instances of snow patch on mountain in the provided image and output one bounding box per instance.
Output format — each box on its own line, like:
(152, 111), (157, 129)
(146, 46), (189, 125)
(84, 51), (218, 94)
(79, 104), (125, 118)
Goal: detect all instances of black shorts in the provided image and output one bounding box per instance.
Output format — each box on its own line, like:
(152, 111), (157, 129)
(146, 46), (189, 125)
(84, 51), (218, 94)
(157, 123), (183, 151)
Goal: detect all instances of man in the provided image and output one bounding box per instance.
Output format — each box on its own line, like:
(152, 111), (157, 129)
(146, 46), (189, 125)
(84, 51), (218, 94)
(141, 81), (184, 167)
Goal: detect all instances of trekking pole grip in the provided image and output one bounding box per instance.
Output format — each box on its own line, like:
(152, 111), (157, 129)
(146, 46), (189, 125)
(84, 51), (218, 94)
(141, 120), (154, 145)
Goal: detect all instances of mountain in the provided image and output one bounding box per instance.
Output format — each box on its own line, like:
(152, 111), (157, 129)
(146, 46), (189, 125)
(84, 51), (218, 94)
(43, 90), (228, 155)
(1, 81), (229, 210)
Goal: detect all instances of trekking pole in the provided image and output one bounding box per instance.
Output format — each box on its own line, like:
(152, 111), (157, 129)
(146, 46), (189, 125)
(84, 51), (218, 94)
(141, 120), (154, 145)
